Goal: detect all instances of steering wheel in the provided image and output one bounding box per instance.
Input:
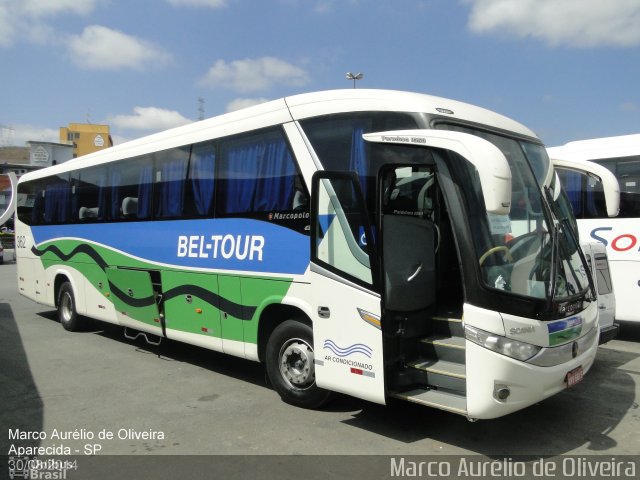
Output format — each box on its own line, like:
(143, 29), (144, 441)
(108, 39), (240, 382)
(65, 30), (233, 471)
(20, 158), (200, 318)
(505, 230), (547, 262)
(478, 245), (514, 267)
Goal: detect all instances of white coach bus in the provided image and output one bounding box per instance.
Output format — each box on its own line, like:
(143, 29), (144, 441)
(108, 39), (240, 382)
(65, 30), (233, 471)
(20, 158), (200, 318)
(550, 157), (619, 343)
(16, 89), (598, 420)
(549, 134), (640, 325)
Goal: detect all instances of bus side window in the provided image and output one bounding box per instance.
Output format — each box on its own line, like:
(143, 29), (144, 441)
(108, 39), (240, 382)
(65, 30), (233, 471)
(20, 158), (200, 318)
(16, 181), (38, 226)
(41, 174), (72, 225)
(557, 168), (608, 219)
(109, 156), (153, 221)
(300, 112), (420, 212)
(154, 147), (189, 219)
(217, 128), (299, 215)
(76, 166), (108, 222)
(185, 141), (216, 217)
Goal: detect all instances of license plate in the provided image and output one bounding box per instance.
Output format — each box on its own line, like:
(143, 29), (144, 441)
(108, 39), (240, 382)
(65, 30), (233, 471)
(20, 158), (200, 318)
(566, 366), (584, 388)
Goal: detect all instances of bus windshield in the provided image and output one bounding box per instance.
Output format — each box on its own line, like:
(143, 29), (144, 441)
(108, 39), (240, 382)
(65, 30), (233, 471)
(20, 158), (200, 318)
(436, 125), (589, 302)
(300, 113), (590, 306)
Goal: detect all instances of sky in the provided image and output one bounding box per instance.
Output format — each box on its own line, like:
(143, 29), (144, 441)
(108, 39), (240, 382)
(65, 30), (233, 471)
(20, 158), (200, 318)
(1, 0), (639, 149)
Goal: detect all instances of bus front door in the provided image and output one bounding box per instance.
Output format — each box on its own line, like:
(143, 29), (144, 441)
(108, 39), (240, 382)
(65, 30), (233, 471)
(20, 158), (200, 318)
(309, 171), (386, 405)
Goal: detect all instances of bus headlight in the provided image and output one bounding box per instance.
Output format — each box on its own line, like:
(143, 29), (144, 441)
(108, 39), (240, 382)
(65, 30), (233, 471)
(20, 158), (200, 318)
(465, 325), (541, 361)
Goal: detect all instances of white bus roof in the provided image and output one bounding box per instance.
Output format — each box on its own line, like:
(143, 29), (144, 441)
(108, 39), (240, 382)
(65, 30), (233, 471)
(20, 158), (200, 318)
(20, 89), (538, 182)
(548, 133), (640, 161)
(283, 89), (536, 137)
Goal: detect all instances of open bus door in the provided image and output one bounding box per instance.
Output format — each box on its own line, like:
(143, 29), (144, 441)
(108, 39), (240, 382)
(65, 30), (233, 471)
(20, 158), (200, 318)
(309, 130), (513, 407)
(309, 171), (385, 404)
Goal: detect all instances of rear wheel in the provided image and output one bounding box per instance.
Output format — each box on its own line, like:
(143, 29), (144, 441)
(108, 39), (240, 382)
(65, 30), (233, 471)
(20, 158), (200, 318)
(58, 282), (83, 331)
(266, 320), (332, 409)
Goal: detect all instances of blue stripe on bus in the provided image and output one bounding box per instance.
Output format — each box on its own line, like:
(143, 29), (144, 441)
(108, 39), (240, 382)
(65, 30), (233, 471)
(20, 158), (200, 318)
(31, 218), (310, 275)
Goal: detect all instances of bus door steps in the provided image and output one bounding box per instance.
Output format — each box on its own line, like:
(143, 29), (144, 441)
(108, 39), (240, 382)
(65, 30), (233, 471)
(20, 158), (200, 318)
(390, 388), (467, 416)
(406, 358), (466, 393)
(431, 314), (464, 337)
(420, 335), (465, 363)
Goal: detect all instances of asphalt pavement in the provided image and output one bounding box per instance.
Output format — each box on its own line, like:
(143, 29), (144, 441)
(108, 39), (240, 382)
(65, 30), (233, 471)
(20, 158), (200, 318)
(1, 258), (639, 479)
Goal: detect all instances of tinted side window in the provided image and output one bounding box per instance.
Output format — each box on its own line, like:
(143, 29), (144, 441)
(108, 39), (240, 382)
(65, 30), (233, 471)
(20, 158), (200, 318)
(17, 180), (40, 226)
(300, 112), (419, 208)
(556, 168), (608, 219)
(185, 140), (216, 218)
(154, 147), (190, 219)
(217, 128), (306, 230)
(109, 156), (153, 221)
(596, 156), (640, 218)
(76, 166), (108, 222)
(18, 129), (308, 229)
(23, 174), (73, 225)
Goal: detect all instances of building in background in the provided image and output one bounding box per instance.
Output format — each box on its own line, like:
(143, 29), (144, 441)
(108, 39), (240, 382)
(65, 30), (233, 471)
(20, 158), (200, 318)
(28, 141), (74, 167)
(0, 146), (31, 175)
(1, 142), (74, 176)
(60, 123), (113, 158)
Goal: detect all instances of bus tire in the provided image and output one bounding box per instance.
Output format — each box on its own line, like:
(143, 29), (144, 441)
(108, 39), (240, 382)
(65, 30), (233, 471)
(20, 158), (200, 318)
(265, 320), (332, 409)
(58, 282), (82, 331)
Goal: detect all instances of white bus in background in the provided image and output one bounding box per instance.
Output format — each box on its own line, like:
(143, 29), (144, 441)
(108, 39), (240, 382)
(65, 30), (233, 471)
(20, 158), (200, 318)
(550, 158), (619, 343)
(549, 134), (640, 327)
(16, 89), (599, 420)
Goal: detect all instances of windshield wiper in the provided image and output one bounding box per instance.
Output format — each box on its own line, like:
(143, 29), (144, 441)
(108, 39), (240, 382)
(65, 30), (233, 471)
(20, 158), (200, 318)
(560, 217), (596, 302)
(543, 186), (596, 303)
(546, 222), (559, 310)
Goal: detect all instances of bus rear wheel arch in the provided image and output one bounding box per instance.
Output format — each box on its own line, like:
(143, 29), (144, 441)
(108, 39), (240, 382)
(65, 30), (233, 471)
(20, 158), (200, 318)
(265, 319), (332, 409)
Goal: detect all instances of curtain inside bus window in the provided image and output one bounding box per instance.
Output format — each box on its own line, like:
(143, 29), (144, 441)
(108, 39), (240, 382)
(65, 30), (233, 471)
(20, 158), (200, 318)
(110, 169), (122, 219)
(97, 174), (107, 221)
(156, 150), (188, 218)
(220, 133), (295, 214)
(31, 186), (44, 225)
(222, 143), (259, 213)
(58, 181), (71, 223)
(190, 146), (216, 216)
(349, 125), (368, 201)
(137, 164), (153, 219)
(70, 175), (79, 222)
(253, 141), (295, 211)
(44, 179), (71, 224)
(559, 170), (582, 217)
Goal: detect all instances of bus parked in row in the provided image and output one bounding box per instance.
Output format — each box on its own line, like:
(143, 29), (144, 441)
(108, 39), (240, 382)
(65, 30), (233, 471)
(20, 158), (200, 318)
(16, 89), (598, 420)
(550, 157), (619, 343)
(549, 135), (640, 326)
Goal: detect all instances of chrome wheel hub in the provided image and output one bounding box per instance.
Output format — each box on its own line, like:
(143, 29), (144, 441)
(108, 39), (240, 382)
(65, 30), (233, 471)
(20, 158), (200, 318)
(61, 292), (73, 322)
(279, 339), (315, 389)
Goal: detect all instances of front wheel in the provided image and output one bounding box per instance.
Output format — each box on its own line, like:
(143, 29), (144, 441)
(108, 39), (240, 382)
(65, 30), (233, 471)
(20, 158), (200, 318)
(265, 320), (332, 409)
(58, 282), (83, 331)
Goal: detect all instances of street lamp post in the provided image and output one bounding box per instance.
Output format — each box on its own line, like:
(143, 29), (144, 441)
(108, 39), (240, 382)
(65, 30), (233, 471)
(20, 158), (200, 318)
(346, 72), (363, 88)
